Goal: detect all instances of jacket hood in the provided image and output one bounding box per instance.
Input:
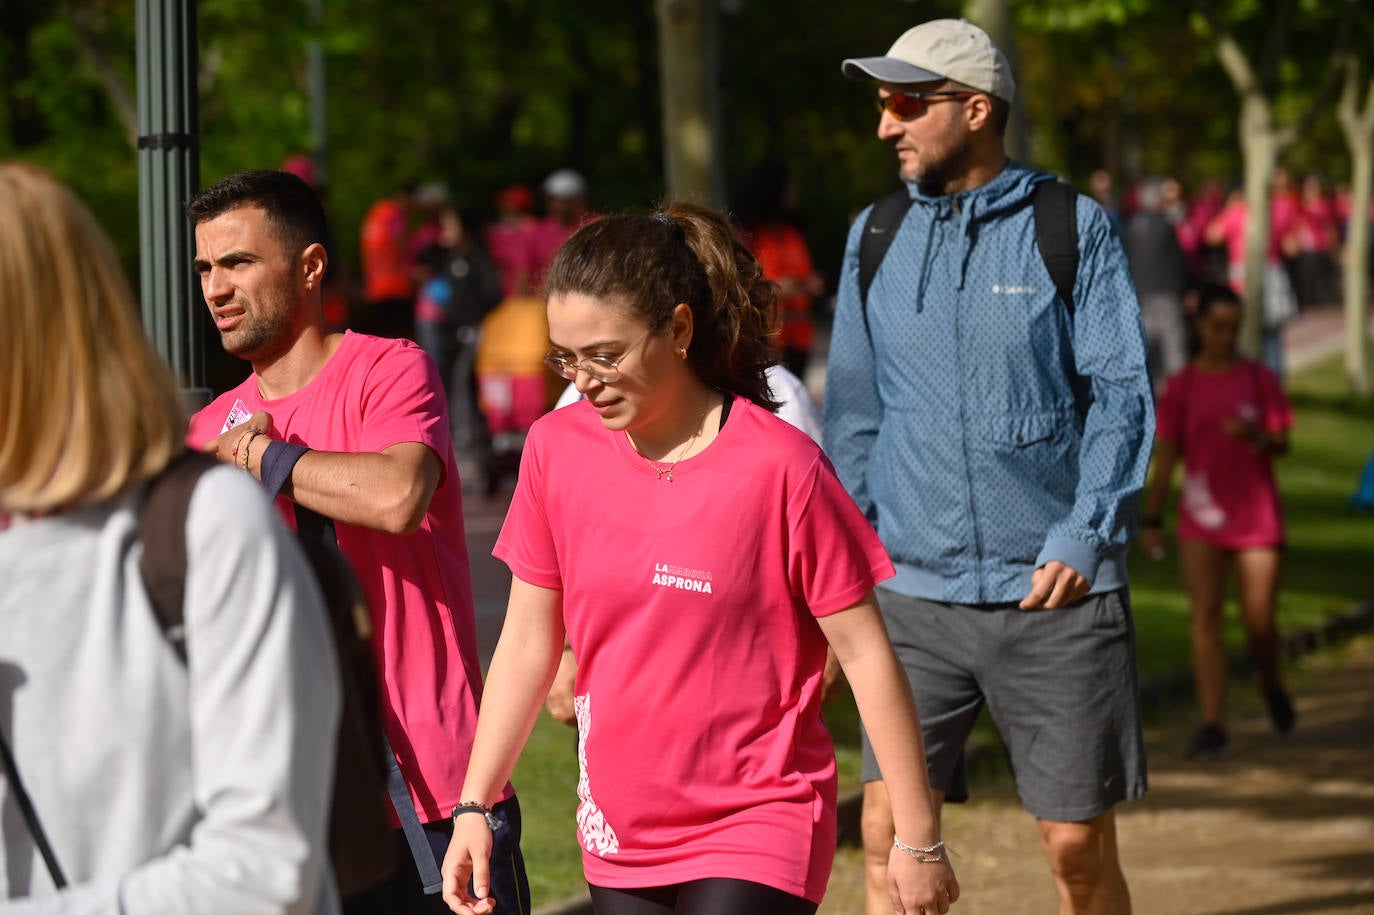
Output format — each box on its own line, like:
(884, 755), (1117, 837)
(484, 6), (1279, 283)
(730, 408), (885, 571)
(902, 161), (1055, 309)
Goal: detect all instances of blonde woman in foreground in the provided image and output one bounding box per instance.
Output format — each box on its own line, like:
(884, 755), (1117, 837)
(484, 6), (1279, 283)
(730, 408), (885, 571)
(0, 162), (340, 915)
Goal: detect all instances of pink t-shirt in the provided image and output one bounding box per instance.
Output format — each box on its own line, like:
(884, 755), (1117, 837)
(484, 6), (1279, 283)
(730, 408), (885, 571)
(189, 332), (505, 822)
(1210, 199), (1296, 288)
(1156, 360), (1293, 549)
(495, 396), (893, 901)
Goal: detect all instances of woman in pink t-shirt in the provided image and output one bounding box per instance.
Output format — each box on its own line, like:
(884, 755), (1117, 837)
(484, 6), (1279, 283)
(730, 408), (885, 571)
(441, 204), (957, 915)
(1141, 285), (1295, 760)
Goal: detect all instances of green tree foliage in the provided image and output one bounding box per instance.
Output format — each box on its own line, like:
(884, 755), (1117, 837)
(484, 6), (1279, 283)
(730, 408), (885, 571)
(0, 0), (139, 273)
(1, 0), (1363, 295)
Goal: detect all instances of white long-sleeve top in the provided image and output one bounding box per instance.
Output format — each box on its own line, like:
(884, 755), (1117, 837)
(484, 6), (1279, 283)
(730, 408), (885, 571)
(0, 464), (341, 915)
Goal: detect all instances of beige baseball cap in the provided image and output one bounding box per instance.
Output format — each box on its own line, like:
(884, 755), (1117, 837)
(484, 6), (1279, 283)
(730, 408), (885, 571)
(842, 18), (1016, 102)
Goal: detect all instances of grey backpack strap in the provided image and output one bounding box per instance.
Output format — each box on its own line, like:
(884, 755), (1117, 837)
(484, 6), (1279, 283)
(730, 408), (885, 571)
(1032, 180), (1080, 316)
(382, 733), (444, 894)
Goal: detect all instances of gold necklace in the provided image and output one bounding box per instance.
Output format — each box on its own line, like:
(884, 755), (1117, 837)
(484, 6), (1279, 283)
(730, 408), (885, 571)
(627, 400), (710, 483)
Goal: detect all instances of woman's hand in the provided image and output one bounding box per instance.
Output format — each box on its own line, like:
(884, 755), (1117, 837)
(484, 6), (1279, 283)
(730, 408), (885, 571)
(888, 846), (960, 915)
(440, 813), (496, 915)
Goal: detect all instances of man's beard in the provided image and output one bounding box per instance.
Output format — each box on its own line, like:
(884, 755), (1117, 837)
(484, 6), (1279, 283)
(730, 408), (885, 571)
(908, 129), (974, 197)
(220, 296), (295, 362)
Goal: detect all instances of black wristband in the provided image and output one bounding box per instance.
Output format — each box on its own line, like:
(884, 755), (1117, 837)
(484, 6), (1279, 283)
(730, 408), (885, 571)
(260, 440), (310, 499)
(453, 802), (502, 831)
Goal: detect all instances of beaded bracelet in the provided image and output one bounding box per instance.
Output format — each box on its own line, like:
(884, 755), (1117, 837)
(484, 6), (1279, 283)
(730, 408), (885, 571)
(232, 428), (254, 462)
(453, 801), (503, 832)
(893, 836), (945, 863)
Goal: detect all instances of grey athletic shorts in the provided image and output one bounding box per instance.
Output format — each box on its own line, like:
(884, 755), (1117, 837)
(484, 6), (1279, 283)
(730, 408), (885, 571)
(861, 587), (1148, 823)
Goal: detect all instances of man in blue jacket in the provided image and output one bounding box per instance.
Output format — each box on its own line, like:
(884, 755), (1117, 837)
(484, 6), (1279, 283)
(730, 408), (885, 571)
(824, 19), (1154, 915)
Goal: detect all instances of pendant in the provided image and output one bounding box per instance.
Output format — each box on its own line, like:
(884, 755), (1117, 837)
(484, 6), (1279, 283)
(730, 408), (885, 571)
(657, 469), (674, 482)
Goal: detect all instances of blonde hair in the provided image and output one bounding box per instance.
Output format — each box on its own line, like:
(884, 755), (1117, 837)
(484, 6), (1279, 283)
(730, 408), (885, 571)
(0, 163), (183, 514)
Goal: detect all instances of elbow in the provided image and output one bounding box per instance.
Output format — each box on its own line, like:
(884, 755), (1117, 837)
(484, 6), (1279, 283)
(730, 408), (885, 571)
(375, 483), (432, 535)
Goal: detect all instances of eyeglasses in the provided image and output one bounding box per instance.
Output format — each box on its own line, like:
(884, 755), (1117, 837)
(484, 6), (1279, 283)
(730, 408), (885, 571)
(543, 328), (654, 384)
(876, 91), (977, 122)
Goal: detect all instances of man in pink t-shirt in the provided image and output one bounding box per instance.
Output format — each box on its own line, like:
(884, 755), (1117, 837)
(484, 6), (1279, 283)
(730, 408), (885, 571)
(184, 169), (529, 915)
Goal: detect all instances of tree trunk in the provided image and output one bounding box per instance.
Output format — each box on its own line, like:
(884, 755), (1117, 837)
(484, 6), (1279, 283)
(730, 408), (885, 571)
(1238, 98), (1277, 359)
(655, 0), (724, 204)
(1346, 145), (1371, 394)
(1337, 60), (1373, 395)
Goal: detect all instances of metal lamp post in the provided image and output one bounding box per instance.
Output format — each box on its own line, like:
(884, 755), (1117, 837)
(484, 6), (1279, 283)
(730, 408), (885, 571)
(135, 0), (206, 403)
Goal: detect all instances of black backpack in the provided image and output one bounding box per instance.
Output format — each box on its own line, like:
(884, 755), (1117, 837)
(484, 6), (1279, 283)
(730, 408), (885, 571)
(858, 179), (1079, 319)
(138, 451), (399, 900)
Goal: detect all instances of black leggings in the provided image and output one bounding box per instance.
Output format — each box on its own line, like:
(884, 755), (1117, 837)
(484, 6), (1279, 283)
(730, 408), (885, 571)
(589, 878), (818, 915)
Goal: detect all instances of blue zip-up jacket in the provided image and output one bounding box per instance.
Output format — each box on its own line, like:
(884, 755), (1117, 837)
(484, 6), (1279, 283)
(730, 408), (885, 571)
(823, 162), (1154, 604)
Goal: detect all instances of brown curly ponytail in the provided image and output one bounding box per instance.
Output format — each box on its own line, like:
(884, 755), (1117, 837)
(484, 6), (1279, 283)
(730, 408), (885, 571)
(542, 201), (781, 410)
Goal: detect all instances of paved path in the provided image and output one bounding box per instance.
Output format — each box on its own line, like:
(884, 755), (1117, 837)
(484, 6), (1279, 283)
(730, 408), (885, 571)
(818, 636), (1374, 914)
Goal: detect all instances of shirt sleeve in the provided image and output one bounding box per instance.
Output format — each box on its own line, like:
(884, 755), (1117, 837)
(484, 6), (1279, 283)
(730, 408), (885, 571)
(1036, 197), (1157, 583)
(356, 342), (452, 475)
(492, 426), (562, 589)
(821, 208), (882, 523)
(787, 452), (895, 617)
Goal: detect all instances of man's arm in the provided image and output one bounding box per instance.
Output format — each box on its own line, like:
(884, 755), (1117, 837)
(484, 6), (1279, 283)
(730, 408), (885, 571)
(203, 419), (441, 535)
(1030, 199), (1156, 603)
(822, 208), (883, 521)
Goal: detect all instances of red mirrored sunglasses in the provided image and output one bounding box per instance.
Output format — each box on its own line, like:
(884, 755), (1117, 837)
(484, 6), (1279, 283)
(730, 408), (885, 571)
(876, 91), (977, 122)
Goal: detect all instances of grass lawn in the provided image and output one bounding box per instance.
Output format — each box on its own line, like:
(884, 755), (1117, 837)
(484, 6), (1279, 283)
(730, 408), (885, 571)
(508, 353), (1374, 907)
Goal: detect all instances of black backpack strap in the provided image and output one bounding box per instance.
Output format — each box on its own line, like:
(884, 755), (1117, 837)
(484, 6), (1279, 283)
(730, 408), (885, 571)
(0, 728), (68, 888)
(138, 451), (218, 662)
(858, 188), (915, 312)
(1032, 179), (1080, 317)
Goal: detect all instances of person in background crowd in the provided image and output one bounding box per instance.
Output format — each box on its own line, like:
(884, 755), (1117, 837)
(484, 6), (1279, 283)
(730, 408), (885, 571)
(1205, 182), (1299, 380)
(1140, 284), (1295, 759)
(1293, 173), (1340, 310)
(186, 169), (530, 915)
(441, 203), (957, 915)
(1089, 167), (1122, 231)
(360, 183), (416, 339)
(487, 184), (536, 298)
(414, 207), (504, 455)
(1124, 176), (1191, 390)
(733, 161), (826, 381)
(0, 161), (341, 915)
(830, 20), (1153, 915)
(406, 183), (451, 277)
(528, 168), (596, 291)
(1177, 178), (1227, 287)
(1159, 177), (1187, 226)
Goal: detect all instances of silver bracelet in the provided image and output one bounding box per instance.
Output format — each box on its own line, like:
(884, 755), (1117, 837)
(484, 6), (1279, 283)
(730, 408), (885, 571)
(893, 836), (945, 862)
